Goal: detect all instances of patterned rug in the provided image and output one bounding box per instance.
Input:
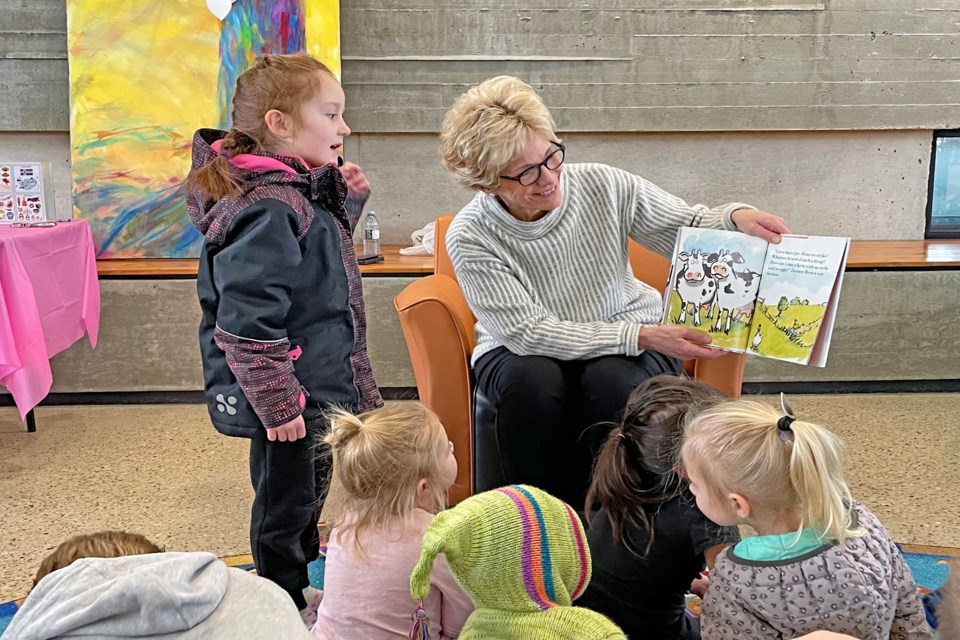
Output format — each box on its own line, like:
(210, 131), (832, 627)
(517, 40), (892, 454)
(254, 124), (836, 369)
(0, 543), (955, 637)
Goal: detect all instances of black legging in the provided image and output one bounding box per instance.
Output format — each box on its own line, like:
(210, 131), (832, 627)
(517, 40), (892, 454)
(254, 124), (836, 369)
(248, 416), (329, 610)
(473, 347), (682, 510)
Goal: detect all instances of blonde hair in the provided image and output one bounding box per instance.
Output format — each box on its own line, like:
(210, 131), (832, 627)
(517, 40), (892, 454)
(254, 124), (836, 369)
(186, 53), (335, 200)
(33, 531), (162, 590)
(681, 399), (862, 545)
(324, 402), (450, 558)
(438, 75), (558, 191)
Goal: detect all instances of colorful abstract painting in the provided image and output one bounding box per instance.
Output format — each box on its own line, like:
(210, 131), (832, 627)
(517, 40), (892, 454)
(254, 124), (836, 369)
(67, 0), (341, 258)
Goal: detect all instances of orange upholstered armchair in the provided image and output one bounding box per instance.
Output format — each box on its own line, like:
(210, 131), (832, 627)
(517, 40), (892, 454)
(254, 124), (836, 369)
(394, 215), (746, 504)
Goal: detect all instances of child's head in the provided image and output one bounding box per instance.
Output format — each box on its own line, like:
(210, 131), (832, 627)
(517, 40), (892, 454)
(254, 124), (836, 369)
(324, 402), (456, 549)
(188, 53), (348, 199)
(585, 375), (725, 550)
(681, 399), (860, 543)
(410, 485), (624, 638)
(33, 531), (162, 590)
(229, 53), (348, 168)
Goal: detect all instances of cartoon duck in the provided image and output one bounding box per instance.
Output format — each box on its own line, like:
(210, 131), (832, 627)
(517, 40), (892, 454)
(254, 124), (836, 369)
(751, 324), (763, 351)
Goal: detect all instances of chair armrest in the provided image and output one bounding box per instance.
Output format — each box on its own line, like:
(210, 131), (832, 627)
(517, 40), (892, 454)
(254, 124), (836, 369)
(688, 352), (746, 398)
(394, 274), (476, 503)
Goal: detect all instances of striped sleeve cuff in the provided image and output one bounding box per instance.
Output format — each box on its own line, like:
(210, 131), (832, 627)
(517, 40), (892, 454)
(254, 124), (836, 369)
(624, 323), (643, 357)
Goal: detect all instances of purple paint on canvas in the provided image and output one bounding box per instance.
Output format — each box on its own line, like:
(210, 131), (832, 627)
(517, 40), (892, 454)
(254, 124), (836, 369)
(217, 0), (307, 129)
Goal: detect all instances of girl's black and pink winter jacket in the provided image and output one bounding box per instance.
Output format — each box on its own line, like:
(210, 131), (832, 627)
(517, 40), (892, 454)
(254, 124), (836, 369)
(186, 128), (382, 438)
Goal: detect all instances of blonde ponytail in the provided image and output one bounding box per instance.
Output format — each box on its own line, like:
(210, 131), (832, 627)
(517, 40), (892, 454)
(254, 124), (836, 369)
(788, 419), (859, 543)
(682, 400), (863, 545)
(324, 408), (364, 450)
(323, 403), (450, 559)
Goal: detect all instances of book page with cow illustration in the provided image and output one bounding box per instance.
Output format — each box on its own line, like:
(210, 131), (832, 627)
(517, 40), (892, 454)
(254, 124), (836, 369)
(662, 227), (769, 353)
(749, 234), (850, 366)
(662, 228), (850, 365)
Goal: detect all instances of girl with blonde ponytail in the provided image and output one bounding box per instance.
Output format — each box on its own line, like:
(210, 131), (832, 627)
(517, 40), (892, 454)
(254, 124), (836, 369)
(311, 402), (472, 640)
(681, 397), (930, 640)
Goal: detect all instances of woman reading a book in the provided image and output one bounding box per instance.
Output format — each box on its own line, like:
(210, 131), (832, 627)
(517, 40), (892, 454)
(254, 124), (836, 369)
(439, 75), (789, 510)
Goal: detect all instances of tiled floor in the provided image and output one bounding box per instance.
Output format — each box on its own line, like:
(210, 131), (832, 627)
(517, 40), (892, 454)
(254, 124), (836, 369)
(1, 393), (958, 602)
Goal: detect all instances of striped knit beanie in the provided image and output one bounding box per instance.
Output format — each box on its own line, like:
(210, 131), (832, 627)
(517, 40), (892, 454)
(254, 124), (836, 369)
(410, 485), (625, 639)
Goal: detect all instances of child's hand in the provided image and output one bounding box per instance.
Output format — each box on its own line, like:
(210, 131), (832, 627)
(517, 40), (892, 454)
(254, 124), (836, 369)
(689, 571), (709, 598)
(340, 162), (370, 197)
(266, 415), (306, 442)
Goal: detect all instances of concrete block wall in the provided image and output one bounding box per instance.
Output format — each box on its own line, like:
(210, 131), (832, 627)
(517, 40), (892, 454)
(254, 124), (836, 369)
(1, 0), (959, 394)
(352, 129), (933, 246)
(41, 270), (960, 391)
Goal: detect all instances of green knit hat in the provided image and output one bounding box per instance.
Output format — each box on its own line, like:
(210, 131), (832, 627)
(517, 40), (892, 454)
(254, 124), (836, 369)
(410, 485), (625, 639)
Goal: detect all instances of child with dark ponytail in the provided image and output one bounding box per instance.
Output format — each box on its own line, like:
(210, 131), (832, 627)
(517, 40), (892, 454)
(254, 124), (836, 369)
(577, 375), (740, 640)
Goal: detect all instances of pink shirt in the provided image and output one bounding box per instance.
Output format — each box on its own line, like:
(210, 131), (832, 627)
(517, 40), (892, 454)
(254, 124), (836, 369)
(311, 509), (473, 640)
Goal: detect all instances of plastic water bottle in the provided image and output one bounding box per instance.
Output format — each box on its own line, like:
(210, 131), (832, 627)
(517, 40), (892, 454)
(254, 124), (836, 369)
(362, 210), (381, 257)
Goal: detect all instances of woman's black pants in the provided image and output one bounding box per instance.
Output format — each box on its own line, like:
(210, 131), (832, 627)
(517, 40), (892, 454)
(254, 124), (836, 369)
(473, 347), (682, 510)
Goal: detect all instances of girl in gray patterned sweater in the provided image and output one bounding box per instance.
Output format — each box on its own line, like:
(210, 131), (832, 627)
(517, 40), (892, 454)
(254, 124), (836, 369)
(680, 398), (931, 640)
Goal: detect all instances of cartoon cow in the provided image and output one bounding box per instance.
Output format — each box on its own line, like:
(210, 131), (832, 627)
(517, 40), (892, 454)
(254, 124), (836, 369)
(709, 249), (762, 333)
(674, 250), (717, 327)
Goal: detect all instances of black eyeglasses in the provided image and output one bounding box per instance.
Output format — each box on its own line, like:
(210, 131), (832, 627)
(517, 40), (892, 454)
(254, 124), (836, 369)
(500, 143), (565, 187)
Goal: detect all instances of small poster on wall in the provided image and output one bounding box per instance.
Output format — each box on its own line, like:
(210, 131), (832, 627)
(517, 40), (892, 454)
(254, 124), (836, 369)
(0, 162), (49, 224)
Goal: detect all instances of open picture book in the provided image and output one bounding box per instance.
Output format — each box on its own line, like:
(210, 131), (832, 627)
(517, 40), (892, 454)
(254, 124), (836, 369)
(661, 227), (850, 366)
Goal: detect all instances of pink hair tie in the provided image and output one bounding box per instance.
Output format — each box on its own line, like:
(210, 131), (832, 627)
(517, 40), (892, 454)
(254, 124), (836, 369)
(211, 139), (231, 159)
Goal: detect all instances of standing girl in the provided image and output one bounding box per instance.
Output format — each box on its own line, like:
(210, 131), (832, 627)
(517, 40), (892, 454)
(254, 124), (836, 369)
(577, 375), (740, 640)
(681, 398), (930, 640)
(311, 402), (473, 640)
(185, 53), (382, 623)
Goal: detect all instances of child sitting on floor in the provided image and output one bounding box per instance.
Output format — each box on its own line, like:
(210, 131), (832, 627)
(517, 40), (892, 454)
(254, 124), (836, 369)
(576, 375), (741, 640)
(410, 484), (626, 639)
(311, 402), (472, 640)
(681, 396), (931, 640)
(6, 530), (311, 639)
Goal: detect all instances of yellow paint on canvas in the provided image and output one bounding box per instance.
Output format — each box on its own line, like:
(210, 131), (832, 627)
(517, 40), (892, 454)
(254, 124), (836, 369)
(67, 0), (342, 257)
(69, 2), (221, 188)
(307, 0), (342, 79)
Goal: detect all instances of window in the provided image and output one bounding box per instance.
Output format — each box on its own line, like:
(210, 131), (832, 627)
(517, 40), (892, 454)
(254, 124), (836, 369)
(926, 130), (960, 238)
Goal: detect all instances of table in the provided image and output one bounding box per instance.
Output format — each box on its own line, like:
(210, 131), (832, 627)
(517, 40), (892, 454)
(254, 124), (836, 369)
(0, 220), (101, 430)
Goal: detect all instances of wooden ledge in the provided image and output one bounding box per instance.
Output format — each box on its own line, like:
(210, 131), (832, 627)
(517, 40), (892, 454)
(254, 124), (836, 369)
(846, 240), (960, 269)
(96, 245), (433, 277)
(95, 239), (960, 277)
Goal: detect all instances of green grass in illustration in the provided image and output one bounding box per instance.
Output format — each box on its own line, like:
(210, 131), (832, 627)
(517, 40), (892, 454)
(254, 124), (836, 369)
(667, 291), (750, 351)
(748, 303), (827, 362)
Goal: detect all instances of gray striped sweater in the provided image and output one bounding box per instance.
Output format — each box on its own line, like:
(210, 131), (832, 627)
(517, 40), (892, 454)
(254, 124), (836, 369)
(446, 163), (752, 364)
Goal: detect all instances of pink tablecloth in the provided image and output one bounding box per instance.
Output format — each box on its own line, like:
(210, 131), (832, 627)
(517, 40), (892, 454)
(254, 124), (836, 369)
(0, 220), (100, 419)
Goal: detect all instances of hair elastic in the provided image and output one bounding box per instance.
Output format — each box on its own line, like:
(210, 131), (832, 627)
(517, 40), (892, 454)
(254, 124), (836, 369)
(777, 391), (798, 438)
